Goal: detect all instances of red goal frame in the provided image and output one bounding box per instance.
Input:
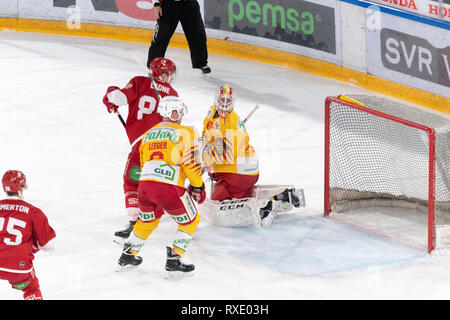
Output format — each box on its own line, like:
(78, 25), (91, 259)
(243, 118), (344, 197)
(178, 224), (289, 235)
(324, 96), (437, 253)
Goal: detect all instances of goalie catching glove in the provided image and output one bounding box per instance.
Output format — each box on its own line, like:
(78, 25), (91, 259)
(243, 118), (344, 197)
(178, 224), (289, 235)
(188, 183), (206, 204)
(103, 86), (120, 113)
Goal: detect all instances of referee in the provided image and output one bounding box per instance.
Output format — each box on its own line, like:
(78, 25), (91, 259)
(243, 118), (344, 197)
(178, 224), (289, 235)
(147, 0), (211, 74)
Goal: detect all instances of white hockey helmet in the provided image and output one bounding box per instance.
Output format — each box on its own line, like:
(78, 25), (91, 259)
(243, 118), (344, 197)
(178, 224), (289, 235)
(157, 96), (188, 122)
(214, 84), (235, 117)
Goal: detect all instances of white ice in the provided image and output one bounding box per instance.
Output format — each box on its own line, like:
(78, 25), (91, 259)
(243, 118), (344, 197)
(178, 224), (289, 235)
(1, 31), (450, 300)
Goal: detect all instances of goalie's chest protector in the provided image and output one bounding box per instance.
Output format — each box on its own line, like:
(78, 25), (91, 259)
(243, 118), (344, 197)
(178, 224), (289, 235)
(203, 107), (258, 176)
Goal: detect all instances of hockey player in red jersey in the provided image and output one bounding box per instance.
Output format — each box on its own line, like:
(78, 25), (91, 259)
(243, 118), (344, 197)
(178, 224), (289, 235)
(103, 57), (178, 243)
(0, 170), (56, 300)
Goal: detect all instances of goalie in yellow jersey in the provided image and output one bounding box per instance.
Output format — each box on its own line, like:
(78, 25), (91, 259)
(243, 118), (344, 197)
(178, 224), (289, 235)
(117, 96), (205, 275)
(200, 85), (306, 227)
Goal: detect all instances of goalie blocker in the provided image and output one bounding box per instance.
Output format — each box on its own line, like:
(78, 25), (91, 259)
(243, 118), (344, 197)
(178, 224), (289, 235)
(199, 184), (305, 227)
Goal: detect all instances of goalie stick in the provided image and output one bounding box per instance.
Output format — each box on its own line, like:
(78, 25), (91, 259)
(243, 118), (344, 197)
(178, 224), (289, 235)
(197, 104), (260, 144)
(243, 104), (259, 124)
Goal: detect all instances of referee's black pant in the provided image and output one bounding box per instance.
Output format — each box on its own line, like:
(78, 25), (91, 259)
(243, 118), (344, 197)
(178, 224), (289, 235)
(147, 0), (208, 69)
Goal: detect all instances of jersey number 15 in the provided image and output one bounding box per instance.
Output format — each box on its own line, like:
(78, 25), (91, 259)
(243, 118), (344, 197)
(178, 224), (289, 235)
(0, 217), (26, 246)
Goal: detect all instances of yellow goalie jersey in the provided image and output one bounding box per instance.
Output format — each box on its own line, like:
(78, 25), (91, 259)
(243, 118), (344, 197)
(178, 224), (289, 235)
(202, 105), (259, 175)
(139, 122), (203, 188)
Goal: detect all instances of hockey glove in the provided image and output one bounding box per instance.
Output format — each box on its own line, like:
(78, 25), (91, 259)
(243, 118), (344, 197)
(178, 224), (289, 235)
(188, 183), (206, 204)
(103, 86), (120, 113)
(211, 138), (225, 157)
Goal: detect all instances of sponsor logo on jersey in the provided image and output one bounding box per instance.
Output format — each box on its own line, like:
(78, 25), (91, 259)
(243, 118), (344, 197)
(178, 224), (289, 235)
(140, 160), (181, 185)
(154, 164), (176, 182)
(129, 166), (141, 182)
(143, 127), (180, 143)
(12, 280), (30, 290)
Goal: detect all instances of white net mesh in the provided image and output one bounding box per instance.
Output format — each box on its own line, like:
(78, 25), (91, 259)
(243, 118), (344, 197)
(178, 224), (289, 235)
(327, 95), (450, 250)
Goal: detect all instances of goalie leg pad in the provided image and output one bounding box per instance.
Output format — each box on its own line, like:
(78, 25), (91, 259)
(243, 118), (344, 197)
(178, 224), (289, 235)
(200, 197), (262, 227)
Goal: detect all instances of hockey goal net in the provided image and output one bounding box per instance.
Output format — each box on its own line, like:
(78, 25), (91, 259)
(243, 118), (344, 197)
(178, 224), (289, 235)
(324, 95), (450, 253)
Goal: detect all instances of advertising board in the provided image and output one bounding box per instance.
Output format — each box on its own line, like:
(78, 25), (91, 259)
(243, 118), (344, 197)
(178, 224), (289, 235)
(368, 0), (450, 21)
(204, 0), (341, 64)
(366, 8), (450, 98)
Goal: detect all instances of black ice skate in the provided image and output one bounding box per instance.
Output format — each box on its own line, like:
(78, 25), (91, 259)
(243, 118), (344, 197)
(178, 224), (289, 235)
(165, 246), (195, 277)
(117, 244), (142, 271)
(115, 221), (136, 238)
(113, 221), (136, 244)
(260, 200), (276, 227)
(278, 188), (305, 208)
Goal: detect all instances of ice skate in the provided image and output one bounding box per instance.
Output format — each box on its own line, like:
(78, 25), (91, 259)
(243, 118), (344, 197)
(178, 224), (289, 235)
(278, 188), (305, 208)
(260, 200), (277, 227)
(117, 244), (142, 272)
(113, 221), (136, 245)
(165, 247), (194, 278)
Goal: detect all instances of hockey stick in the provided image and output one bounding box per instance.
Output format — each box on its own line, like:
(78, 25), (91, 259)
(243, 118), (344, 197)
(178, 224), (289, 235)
(132, 52), (161, 102)
(110, 52), (160, 131)
(242, 104), (260, 124)
(116, 111), (126, 128)
(149, 74), (162, 102)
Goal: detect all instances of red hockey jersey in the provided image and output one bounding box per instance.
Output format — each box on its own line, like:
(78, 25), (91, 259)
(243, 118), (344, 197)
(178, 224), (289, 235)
(113, 76), (179, 146)
(0, 198), (56, 273)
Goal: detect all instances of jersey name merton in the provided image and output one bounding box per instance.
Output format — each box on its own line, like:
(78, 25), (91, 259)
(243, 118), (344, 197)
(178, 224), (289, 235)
(0, 204), (30, 213)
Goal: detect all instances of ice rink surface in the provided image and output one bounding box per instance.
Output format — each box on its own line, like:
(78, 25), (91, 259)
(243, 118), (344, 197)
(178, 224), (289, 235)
(1, 31), (450, 300)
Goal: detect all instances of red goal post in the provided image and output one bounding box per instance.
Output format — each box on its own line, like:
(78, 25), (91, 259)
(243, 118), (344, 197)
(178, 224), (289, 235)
(324, 95), (450, 253)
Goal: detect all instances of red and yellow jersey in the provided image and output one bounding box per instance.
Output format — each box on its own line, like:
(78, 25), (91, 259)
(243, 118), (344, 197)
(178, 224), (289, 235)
(202, 105), (259, 175)
(139, 121), (203, 188)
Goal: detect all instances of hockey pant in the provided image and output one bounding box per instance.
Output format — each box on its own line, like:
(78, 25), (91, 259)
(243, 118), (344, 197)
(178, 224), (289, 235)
(209, 172), (259, 201)
(123, 142), (141, 222)
(130, 181), (200, 257)
(0, 268), (43, 300)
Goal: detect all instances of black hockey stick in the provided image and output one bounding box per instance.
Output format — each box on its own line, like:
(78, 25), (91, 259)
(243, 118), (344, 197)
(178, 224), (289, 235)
(149, 73), (162, 102)
(116, 111), (126, 128)
(132, 52), (162, 102)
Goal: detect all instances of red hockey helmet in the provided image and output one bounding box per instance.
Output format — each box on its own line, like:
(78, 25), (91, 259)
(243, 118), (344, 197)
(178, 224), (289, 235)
(149, 57), (176, 81)
(2, 170), (27, 193)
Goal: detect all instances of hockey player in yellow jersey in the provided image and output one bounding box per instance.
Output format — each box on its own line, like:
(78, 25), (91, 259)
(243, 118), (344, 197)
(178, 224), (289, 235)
(200, 85), (305, 228)
(117, 96), (205, 275)
(202, 84), (259, 201)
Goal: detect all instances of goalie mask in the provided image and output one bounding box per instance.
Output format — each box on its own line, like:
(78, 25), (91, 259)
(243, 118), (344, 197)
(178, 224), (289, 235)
(149, 57), (176, 83)
(214, 85), (234, 118)
(2, 170), (27, 194)
(157, 96), (188, 122)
